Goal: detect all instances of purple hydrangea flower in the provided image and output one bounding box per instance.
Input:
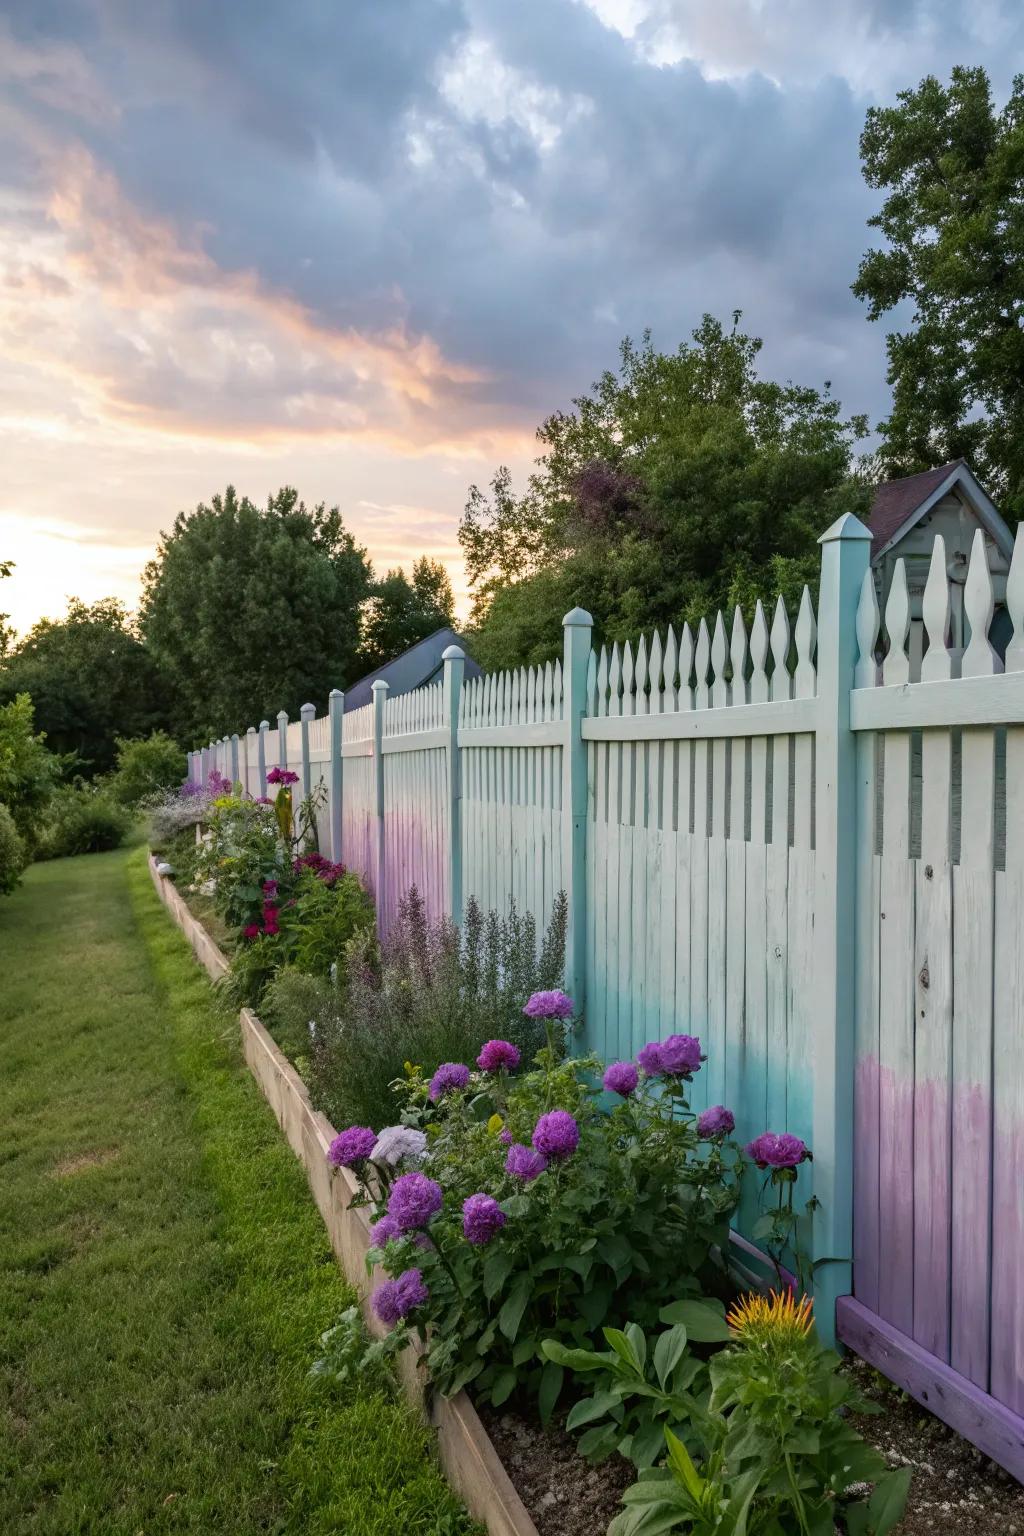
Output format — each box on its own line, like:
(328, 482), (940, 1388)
(697, 1105), (736, 1139)
(369, 1213), (401, 1245)
(462, 1193), (507, 1246)
(327, 1125), (376, 1168)
(505, 1143), (547, 1182)
(429, 1062), (471, 1101)
(531, 1109), (580, 1161)
(387, 1171), (444, 1231)
(522, 989), (575, 1020)
(745, 1132), (811, 1169)
(477, 1039), (521, 1072)
(603, 1060), (639, 1097)
(498, 1128), (514, 1145)
(371, 1267), (429, 1326)
(638, 1034), (702, 1078)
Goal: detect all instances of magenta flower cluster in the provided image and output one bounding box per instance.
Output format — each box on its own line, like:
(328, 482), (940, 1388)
(603, 1060), (639, 1097)
(387, 1171), (443, 1231)
(522, 989), (574, 1020)
(531, 1109), (579, 1161)
(327, 1125), (376, 1168)
(429, 1062), (471, 1101)
(267, 765), (299, 786)
(697, 1105), (735, 1139)
(294, 851), (347, 886)
(477, 1039), (521, 1072)
(637, 1033), (703, 1078)
(745, 1132), (810, 1169)
(462, 1193), (507, 1246)
(371, 1267), (429, 1325)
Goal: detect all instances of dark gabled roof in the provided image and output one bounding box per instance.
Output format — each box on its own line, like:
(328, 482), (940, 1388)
(343, 627), (481, 712)
(867, 461), (965, 558)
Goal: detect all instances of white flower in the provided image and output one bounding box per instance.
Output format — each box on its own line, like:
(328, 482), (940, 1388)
(371, 1125), (428, 1166)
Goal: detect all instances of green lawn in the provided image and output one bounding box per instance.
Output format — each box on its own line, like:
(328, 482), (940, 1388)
(0, 847), (473, 1536)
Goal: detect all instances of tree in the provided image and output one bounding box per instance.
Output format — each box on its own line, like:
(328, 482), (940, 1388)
(357, 557), (456, 673)
(0, 559), (13, 660)
(0, 693), (59, 853)
(460, 316), (870, 669)
(0, 598), (171, 774)
(853, 68), (1024, 513)
(140, 486), (372, 742)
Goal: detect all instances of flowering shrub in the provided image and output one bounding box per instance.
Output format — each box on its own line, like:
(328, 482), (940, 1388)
(746, 1130), (818, 1293)
(607, 1291), (911, 1535)
(331, 1017), (746, 1421)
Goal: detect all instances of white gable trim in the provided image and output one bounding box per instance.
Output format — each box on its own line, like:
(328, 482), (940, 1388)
(872, 463), (1015, 565)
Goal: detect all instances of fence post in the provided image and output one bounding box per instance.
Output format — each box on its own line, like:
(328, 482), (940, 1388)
(300, 703), (314, 802)
(222, 736), (230, 780)
(562, 607), (593, 1016)
(245, 727), (256, 795)
(813, 512), (872, 1345)
(329, 688), (344, 864)
(442, 646), (466, 926)
(258, 720), (269, 797)
(372, 679), (388, 922)
(230, 733), (239, 785)
(277, 710), (288, 772)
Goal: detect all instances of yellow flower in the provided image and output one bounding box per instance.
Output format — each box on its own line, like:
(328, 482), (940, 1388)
(487, 1114), (504, 1135)
(726, 1289), (814, 1348)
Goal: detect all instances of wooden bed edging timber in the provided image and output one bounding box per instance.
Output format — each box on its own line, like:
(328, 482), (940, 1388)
(148, 856), (540, 1536)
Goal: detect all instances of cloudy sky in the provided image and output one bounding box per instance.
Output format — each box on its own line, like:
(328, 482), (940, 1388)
(0, 0), (1018, 635)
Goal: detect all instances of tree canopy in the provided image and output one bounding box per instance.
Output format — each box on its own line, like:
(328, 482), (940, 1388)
(460, 316), (871, 669)
(853, 67), (1024, 514)
(357, 557), (455, 675)
(140, 486), (372, 743)
(0, 598), (172, 775)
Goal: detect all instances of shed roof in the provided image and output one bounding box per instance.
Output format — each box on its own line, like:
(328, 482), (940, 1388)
(867, 460), (1014, 563)
(343, 627), (481, 711)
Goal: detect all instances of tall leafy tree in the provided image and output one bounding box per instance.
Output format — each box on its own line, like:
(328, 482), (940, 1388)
(0, 559), (13, 660)
(0, 598), (171, 774)
(853, 67), (1024, 513)
(357, 557), (456, 674)
(460, 316), (870, 669)
(140, 486), (372, 742)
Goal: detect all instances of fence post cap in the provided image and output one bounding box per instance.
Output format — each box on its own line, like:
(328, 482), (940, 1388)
(371, 679), (388, 694)
(246, 724), (256, 735)
(441, 644), (465, 661)
(276, 708), (289, 723)
(300, 702), (316, 719)
(259, 720), (270, 730)
(818, 512), (871, 545)
(562, 606), (594, 627)
(329, 687), (344, 701)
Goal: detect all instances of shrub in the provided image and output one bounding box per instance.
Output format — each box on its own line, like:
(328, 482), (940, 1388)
(0, 693), (59, 852)
(0, 802), (27, 895)
(331, 1019), (744, 1423)
(145, 781), (214, 845)
(300, 888), (569, 1132)
(37, 784), (133, 858)
(224, 869), (375, 1007)
(109, 731), (187, 807)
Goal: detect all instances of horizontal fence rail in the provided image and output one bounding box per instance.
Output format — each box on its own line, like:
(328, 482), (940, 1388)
(187, 515), (1024, 1473)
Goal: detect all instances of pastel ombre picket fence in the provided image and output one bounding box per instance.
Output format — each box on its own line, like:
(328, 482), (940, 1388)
(189, 514), (1024, 1478)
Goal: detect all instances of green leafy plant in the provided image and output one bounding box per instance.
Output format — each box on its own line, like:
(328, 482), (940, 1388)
(109, 731), (186, 807)
(608, 1291), (911, 1536)
(542, 1299), (732, 1469)
(0, 802), (27, 895)
(36, 783), (133, 858)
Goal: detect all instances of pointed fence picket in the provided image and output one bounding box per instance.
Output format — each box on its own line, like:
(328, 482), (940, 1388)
(192, 516), (1024, 1476)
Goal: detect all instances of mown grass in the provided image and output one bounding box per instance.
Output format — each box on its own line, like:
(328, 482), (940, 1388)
(0, 847), (474, 1536)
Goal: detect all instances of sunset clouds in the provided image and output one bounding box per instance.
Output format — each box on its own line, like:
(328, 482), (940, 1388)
(0, 0), (1018, 633)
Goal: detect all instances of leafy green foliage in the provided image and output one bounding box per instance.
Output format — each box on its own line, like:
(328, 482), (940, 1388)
(36, 784), (133, 858)
(542, 1302), (731, 1470)
(352, 1050), (743, 1421)
(0, 598), (171, 774)
(460, 317), (870, 668)
(607, 1322), (911, 1535)
(140, 485), (372, 741)
(853, 67), (1024, 514)
(295, 887), (568, 1130)
(0, 692), (59, 852)
(109, 730), (187, 806)
(0, 802), (26, 895)
(358, 556), (456, 673)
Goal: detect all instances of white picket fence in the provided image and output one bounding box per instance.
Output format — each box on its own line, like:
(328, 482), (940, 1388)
(191, 513), (1024, 1473)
